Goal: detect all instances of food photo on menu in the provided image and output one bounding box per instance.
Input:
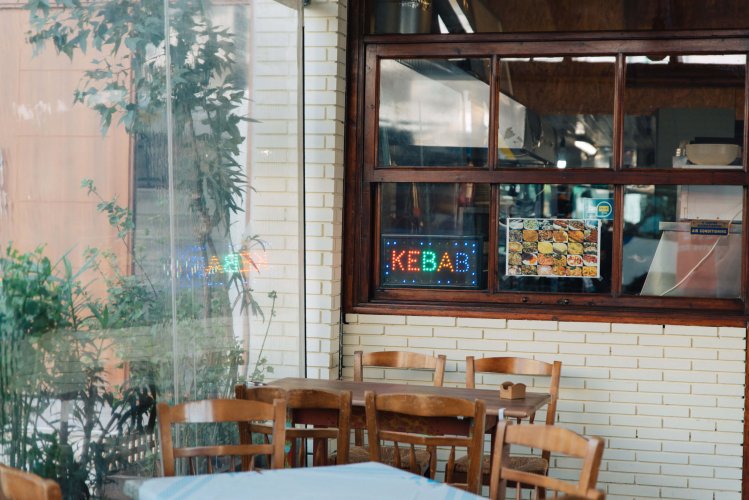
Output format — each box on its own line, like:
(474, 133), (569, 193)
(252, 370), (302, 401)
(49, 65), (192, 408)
(506, 218), (601, 278)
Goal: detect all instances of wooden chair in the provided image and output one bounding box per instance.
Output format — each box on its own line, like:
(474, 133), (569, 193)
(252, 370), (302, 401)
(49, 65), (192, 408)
(0, 465), (62, 500)
(556, 492), (606, 500)
(451, 356), (562, 487)
(489, 422), (604, 500)
(235, 385), (352, 467)
(365, 391), (486, 494)
(346, 350), (447, 470)
(157, 398), (286, 476)
(354, 350), (446, 386)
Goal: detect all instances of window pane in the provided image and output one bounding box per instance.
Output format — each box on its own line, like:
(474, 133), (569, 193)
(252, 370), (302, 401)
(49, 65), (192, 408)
(380, 183), (489, 288)
(499, 184), (613, 292)
(499, 57), (615, 168)
(623, 185), (743, 298)
(379, 58), (490, 167)
(367, 0), (749, 35)
(624, 54), (746, 168)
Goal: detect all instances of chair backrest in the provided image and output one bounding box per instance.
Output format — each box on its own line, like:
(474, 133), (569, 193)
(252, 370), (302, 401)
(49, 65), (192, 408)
(236, 385), (352, 466)
(556, 491), (606, 500)
(364, 391), (486, 495)
(157, 398), (286, 476)
(0, 465), (62, 500)
(354, 351), (446, 386)
(466, 356), (561, 426)
(489, 422), (604, 500)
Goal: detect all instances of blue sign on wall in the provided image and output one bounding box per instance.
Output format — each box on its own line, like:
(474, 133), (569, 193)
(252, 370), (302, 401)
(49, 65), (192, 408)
(381, 235), (482, 289)
(584, 198), (614, 220)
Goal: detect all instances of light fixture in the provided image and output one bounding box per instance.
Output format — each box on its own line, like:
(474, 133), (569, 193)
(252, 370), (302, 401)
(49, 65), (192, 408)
(573, 120), (598, 157)
(574, 139), (598, 157)
(556, 137), (567, 169)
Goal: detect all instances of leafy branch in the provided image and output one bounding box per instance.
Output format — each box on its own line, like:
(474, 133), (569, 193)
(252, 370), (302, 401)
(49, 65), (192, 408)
(249, 291), (277, 384)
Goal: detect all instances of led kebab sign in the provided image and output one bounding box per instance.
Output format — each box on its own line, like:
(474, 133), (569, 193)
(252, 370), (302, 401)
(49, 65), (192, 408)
(381, 236), (482, 288)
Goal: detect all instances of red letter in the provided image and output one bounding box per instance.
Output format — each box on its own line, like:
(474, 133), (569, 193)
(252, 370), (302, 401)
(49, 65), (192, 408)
(392, 250), (406, 271)
(407, 250), (421, 271)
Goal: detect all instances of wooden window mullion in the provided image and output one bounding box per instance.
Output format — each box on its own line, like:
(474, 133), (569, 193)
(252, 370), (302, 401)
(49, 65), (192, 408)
(488, 184), (499, 292)
(488, 55), (500, 170)
(744, 53), (749, 312)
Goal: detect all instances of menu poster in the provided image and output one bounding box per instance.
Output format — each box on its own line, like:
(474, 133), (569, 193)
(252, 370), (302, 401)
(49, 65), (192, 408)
(505, 218), (601, 278)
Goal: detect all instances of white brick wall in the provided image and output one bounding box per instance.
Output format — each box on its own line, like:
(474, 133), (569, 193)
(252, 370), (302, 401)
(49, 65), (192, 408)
(242, 0), (304, 381)
(341, 315), (746, 499)
(303, 0), (347, 380)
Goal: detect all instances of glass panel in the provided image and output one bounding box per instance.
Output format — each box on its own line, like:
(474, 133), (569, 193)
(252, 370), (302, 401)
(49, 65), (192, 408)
(499, 184), (613, 293)
(623, 185), (742, 298)
(380, 183), (490, 288)
(624, 54), (746, 168)
(378, 58), (490, 167)
(498, 57), (615, 168)
(0, 0), (303, 493)
(368, 0), (749, 35)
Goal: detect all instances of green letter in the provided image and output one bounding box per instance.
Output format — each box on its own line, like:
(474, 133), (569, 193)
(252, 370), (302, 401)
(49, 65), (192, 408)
(422, 250), (437, 272)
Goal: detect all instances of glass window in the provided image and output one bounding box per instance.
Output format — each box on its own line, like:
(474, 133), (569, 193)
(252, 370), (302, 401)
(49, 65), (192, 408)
(624, 54), (746, 168)
(623, 185), (743, 298)
(0, 0), (304, 493)
(498, 57), (615, 168)
(498, 184), (613, 293)
(367, 0), (749, 35)
(379, 58), (491, 167)
(351, 9), (749, 323)
(380, 183), (490, 288)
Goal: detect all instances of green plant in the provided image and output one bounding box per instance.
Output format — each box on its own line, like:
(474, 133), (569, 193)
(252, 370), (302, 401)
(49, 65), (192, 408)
(0, 246), (61, 470)
(249, 291), (277, 384)
(0, 245), (155, 498)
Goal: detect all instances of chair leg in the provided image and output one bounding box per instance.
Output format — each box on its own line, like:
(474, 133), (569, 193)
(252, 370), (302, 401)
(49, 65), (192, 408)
(428, 446), (437, 479)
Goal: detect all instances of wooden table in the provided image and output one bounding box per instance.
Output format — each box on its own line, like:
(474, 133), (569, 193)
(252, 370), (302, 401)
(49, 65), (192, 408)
(269, 377), (550, 434)
(129, 462), (481, 499)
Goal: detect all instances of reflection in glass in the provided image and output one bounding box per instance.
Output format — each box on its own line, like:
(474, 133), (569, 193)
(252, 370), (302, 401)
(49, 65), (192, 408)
(380, 183), (489, 288)
(623, 185), (742, 298)
(498, 184), (613, 293)
(498, 57), (615, 168)
(368, 0), (749, 34)
(624, 54), (746, 168)
(379, 58), (490, 167)
(0, 0), (303, 493)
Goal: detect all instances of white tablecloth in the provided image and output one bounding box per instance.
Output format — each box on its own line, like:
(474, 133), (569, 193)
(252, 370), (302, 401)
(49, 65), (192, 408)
(136, 462), (480, 500)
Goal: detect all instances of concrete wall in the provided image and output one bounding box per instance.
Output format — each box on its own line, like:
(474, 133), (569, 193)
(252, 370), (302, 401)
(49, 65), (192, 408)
(0, 7), (130, 281)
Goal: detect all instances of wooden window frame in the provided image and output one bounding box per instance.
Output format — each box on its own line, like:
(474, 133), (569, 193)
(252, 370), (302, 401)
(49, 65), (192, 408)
(343, 4), (749, 326)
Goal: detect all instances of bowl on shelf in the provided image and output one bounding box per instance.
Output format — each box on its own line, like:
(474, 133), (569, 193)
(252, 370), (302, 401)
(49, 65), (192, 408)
(685, 143), (740, 165)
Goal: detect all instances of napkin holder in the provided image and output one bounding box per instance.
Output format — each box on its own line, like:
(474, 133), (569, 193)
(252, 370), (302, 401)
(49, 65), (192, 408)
(499, 381), (526, 400)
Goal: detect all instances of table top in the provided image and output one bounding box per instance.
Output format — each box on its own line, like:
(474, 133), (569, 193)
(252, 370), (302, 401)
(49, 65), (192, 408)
(133, 462), (480, 500)
(269, 377), (550, 419)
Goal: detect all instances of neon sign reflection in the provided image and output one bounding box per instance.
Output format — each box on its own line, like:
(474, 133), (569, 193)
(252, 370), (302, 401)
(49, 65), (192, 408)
(173, 247), (266, 287)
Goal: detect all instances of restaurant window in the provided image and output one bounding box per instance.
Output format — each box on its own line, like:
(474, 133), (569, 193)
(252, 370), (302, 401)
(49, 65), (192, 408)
(345, 2), (749, 322)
